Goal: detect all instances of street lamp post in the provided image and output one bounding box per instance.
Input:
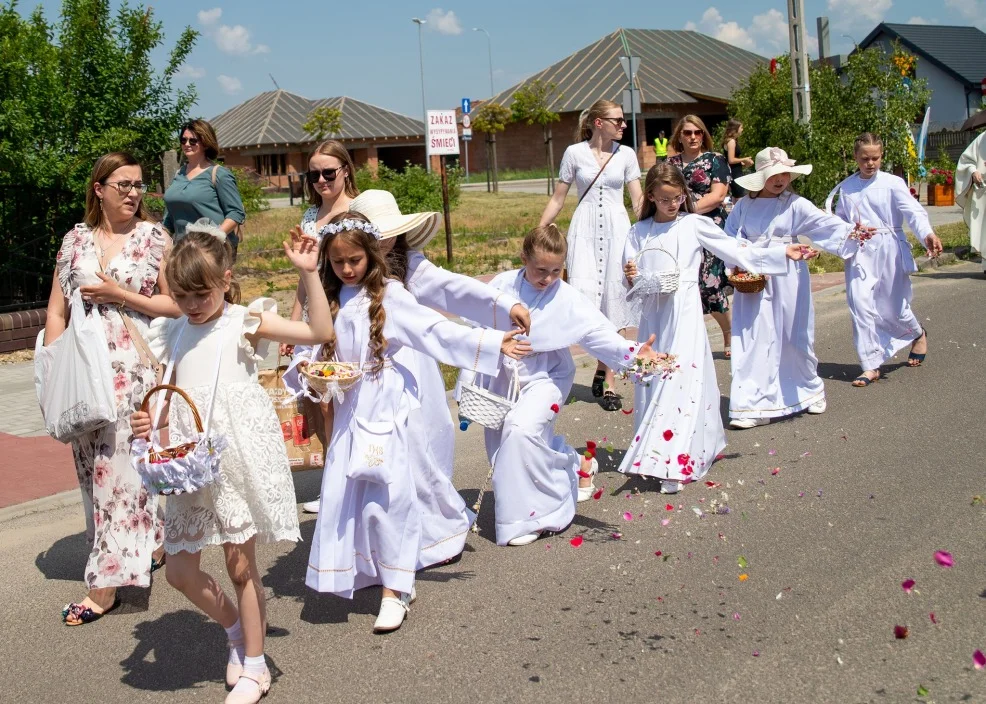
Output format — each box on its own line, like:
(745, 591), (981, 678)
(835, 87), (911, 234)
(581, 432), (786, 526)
(412, 17), (430, 172)
(472, 27), (495, 97)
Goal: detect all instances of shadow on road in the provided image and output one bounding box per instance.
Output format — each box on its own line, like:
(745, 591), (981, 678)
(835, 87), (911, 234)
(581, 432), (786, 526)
(35, 531), (88, 581)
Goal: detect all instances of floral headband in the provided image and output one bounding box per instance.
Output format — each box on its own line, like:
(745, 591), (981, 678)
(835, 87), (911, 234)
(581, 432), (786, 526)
(186, 217), (227, 242)
(321, 219), (381, 239)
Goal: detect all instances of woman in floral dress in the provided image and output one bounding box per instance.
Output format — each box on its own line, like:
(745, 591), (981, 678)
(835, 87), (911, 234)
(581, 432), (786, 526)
(43, 152), (180, 625)
(668, 115), (733, 357)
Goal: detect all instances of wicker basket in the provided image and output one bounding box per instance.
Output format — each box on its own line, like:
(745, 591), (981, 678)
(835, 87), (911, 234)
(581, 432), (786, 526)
(728, 272), (767, 294)
(635, 244), (680, 294)
(141, 385), (203, 463)
(300, 361), (363, 397)
(458, 366), (520, 430)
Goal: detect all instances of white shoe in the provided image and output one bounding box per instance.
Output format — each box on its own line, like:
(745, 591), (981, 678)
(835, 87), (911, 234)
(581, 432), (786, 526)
(659, 480), (681, 494)
(302, 497), (321, 514)
(226, 644), (243, 688)
(729, 418), (768, 429)
(225, 668), (271, 704)
(576, 457), (599, 502)
(507, 532), (541, 546)
(806, 399), (827, 415)
(373, 592), (412, 633)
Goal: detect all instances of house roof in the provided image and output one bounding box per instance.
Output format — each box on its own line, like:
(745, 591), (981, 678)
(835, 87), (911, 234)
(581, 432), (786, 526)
(858, 23), (986, 88)
(488, 28), (765, 111)
(211, 90), (424, 149)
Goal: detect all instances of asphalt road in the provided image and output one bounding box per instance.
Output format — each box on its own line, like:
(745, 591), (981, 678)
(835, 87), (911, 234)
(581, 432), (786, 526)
(2, 263), (984, 703)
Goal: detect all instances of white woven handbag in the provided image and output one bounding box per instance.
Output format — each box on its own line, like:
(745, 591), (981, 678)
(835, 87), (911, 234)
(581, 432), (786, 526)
(457, 364), (520, 430)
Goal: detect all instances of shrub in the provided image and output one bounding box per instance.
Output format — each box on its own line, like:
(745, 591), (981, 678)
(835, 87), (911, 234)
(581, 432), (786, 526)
(925, 150), (955, 186)
(354, 162), (460, 214)
(229, 167), (269, 214)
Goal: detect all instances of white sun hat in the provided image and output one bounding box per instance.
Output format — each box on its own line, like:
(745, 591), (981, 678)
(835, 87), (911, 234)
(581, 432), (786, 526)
(348, 190), (440, 250)
(734, 147), (813, 192)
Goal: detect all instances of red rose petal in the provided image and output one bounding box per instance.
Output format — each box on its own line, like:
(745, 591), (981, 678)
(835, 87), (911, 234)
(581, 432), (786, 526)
(974, 650), (986, 670)
(592, 488), (603, 500)
(665, 503), (674, 511)
(654, 550), (662, 556)
(550, 404), (560, 413)
(586, 440), (597, 450)
(569, 536), (583, 548)
(929, 612), (938, 625)
(901, 579), (915, 594)
(663, 429), (674, 441)
(894, 625), (909, 639)
(621, 408), (633, 414)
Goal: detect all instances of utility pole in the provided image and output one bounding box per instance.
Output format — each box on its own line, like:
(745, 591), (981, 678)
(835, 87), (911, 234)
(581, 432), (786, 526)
(787, 0), (811, 124)
(412, 18), (431, 172)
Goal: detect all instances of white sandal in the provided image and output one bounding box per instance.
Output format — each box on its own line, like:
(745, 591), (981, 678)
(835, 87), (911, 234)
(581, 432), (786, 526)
(577, 457), (599, 502)
(225, 668), (271, 704)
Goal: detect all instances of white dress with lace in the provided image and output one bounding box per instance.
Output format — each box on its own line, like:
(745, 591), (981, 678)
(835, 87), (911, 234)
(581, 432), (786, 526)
(147, 300), (302, 554)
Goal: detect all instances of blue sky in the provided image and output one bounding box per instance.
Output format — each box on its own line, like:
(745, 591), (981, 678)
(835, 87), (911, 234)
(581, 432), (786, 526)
(22, 1), (986, 121)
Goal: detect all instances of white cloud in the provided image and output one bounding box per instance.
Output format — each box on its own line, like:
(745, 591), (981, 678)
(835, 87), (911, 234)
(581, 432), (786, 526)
(826, 0), (892, 27)
(197, 9), (268, 55)
(944, 0), (986, 29)
(685, 7), (808, 56)
(906, 16), (931, 24)
(176, 65), (206, 79)
(217, 75), (242, 94)
(198, 8), (222, 26)
(425, 8), (463, 35)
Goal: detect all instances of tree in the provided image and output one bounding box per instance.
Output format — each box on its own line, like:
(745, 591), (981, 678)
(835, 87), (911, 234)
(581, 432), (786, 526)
(0, 0), (198, 200)
(510, 80), (563, 195)
(471, 101), (512, 194)
(724, 43), (930, 205)
(302, 106), (343, 143)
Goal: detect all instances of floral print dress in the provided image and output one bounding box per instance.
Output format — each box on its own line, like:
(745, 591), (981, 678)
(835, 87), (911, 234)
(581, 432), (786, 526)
(55, 222), (170, 589)
(668, 152), (732, 314)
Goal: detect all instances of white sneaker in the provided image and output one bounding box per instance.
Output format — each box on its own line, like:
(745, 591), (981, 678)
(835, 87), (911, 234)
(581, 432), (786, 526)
(729, 418), (768, 429)
(373, 592), (412, 633)
(659, 479), (681, 494)
(507, 532), (541, 546)
(302, 497), (321, 514)
(576, 458), (600, 502)
(806, 399), (827, 415)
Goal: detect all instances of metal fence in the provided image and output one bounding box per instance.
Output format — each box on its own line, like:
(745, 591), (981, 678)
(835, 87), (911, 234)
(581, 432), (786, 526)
(0, 186), (78, 312)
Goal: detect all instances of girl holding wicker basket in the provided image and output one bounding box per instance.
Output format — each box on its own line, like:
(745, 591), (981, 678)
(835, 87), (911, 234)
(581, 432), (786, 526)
(621, 163), (816, 493)
(304, 212), (530, 634)
(130, 221), (334, 704)
(724, 148), (875, 429)
(467, 224), (664, 548)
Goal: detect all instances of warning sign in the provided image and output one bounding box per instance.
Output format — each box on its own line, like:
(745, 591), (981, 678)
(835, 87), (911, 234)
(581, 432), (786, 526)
(427, 110), (460, 156)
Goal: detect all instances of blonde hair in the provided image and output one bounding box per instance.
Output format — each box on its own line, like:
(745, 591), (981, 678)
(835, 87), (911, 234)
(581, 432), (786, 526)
(522, 223), (567, 260)
(306, 140), (359, 206)
(179, 119), (221, 161)
(166, 231), (241, 304)
(639, 163), (695, 222)
(576, 99), (622, 142)
(671, 115), (714, 153)
(84, 152), (150, 229)
(853, 132), (884, 154)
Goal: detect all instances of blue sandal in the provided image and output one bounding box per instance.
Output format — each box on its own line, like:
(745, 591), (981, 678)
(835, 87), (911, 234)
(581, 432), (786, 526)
(852, 370), (881, 387)
(62, 598), (120, 626)
(907, 329), (928, 367)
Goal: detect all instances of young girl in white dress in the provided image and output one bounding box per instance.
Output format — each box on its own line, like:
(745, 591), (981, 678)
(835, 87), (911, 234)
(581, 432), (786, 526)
(621, 163), (814, 492)
(726, 148), (873, 429)
(349, 190), (530, 569)
(539, 99), (643, 412)
(131, 223), (333, 704)
(830, 132), (942, 386)
(305, 213), (528, 633)
(470, 225), (662, 547)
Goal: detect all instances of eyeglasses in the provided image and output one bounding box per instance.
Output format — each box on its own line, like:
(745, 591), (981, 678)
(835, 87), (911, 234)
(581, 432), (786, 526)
(654, 195), (686, 206)
(307, 167), (345, 183)
(179, 137), (199, 146)
(103, 180), (148, 195)
(599, 117), (627, 127)
(680, 129), (704, 137)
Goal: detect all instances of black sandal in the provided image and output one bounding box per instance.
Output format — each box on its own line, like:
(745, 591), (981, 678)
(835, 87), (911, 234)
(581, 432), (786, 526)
(62, 598), (120, 626)
(907, 329), (928, 367)
(852, 370), (881, 387)
(591, 370), (606, 397)
(600, 390), (622, 412)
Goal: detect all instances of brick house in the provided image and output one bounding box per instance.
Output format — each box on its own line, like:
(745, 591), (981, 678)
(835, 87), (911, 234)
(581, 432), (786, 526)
(211, 90), (427, 189)
(465, 28), (765, 175)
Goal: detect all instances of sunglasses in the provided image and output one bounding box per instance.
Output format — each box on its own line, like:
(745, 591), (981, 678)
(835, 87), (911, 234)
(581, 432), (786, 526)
(307, 167), (345, 183)
(179, 137), (199, 146)
(599, 117), (627, 127)
(681, 129), (704, 137)
(103, 180), (148, 195)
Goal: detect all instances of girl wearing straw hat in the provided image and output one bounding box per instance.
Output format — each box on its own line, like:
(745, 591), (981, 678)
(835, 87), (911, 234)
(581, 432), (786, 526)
(349, 189), (531, 569)
(725, 148), (874, 429)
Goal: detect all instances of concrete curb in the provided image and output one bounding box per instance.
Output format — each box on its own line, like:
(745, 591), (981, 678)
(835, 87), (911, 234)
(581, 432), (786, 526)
(0, 488), (81, 524)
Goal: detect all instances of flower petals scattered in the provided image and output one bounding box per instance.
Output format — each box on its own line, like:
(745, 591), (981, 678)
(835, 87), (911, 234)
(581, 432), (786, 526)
(663, 429), (674, 441)
(569, 536), (583, 548)
(894, 625), (909, 639)
(934, 550), (953, 567)
(622, 511), (633, 521)
(973, 650), (986, 670)
(901, 579), (915, 594)
(550, 403), (560, 413)
(592, 488), (603, 500)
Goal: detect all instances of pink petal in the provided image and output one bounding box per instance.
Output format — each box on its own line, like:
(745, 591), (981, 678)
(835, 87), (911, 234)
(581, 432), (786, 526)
(623, 511), (633, 521)
(934, 550), (954, 568)
(901, 579), (915, 594)
(929, 612), (938, 625)
(752, 650), (760, 657)
(974, 650), (986, 670)
(894, 625), (909, 639)
(611, 532), (623, 540)
(768, 449), (777, 456)
(661, 518), (671, 526)
(569, 536), (583, 548)
(732, 612), (741, 621)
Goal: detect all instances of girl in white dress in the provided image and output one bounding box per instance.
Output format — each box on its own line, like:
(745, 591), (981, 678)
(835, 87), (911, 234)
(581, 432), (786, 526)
(349, 190), (530, 569)
(539, 99), (643, 412)
(726, 148), (873, 429)
(831, 133), (942, 386)
(471, 225), (662, 547)
(621, 163), (814, 492)
(305, 213), (528, 633)
(131, 223), (333, 704)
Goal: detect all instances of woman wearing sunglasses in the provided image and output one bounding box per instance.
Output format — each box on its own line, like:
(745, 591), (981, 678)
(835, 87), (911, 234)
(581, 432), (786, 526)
(162, 119), (246, 251)
(538, 99), (643, 412)
(668, 115), (733, 360)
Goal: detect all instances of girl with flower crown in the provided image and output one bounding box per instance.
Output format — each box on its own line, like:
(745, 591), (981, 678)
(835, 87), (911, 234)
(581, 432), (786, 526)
(305, 212), (530, 634)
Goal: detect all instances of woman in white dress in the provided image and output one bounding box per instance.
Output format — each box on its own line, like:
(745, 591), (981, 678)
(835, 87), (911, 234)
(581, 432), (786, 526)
(469, 225), (662, 547)
(305, 213), (529, 633)
(956, 129), (986, 276)
(621, 163), (813, 492)
(539, 99), (643, 412)
(726, 148), (872, 429)
(830, 133), (942, 386)
(349, 190), (529, 569)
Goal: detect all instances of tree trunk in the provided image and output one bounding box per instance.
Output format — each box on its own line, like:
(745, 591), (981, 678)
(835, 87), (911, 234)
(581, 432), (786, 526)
(491, 133), (500, 194)
(545, 124), (555, 195)
(485, 137), (492, 194)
